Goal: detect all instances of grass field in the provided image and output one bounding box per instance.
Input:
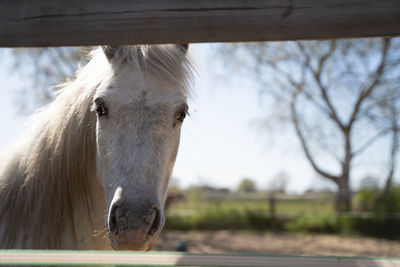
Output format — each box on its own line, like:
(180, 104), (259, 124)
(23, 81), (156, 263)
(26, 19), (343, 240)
(168, 192), (335, 216)
(165, 192), (336, 231)
(164, 191), (400, 239)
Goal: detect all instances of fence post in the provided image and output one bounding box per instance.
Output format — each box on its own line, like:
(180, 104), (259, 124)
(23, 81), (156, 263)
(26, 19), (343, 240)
(269, 194), (276, 231)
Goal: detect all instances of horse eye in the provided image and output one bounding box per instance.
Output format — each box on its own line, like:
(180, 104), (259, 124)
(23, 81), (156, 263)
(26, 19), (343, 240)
(173, 105), (188, 128)
(176, 111), (187, 123)
(96, 104), (108, 117)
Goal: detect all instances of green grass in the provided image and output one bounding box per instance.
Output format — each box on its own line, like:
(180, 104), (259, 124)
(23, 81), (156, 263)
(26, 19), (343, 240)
(165, 193), (335, 231)
(164, 192), (400, 239)
(168, 194), (334, 218)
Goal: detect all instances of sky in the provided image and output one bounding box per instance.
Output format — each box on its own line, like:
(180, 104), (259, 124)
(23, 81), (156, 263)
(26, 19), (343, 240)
(0, 43), (396, 193)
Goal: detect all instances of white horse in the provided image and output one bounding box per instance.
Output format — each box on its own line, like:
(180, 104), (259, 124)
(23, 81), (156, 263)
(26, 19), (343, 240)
(0, 45), (193, 250)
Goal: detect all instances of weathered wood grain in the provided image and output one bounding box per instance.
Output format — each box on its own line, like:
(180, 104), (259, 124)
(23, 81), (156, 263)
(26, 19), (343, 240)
(1, 0), (400, 47)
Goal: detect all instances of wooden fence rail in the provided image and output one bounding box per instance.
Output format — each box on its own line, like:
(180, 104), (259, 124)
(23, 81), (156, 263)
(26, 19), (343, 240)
(0, 250), (400, 266)
(1, 0), (400, 47)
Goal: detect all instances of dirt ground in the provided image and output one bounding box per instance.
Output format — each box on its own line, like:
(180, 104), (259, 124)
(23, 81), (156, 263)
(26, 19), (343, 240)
(154, 231), (400, 258)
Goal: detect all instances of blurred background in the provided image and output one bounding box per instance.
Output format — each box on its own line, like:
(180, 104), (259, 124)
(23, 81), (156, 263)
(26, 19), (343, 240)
(1, 38), (399, 256)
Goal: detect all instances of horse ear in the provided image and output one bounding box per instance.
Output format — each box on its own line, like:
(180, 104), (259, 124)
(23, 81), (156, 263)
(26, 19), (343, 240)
(102, 46), (120, 61)
(177, 44), (189, 54)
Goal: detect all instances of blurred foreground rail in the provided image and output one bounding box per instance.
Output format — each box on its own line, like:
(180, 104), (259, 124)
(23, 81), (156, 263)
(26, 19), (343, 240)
(0, 250), (400, 266)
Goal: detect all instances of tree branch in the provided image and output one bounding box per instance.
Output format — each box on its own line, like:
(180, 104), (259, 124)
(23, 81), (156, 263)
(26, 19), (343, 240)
(290, 90), (340, 183)
(296, 41), (345, 131)
(262, 43), (339, 124)
(348, 38), (391, 128)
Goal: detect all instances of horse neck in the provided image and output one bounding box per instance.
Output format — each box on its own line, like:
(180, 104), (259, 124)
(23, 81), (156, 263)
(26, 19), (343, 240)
(0, 84), (105, 249)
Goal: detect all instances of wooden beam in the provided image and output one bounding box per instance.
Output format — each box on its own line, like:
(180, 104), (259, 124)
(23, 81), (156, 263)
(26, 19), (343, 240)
(1, 0), (400, 47)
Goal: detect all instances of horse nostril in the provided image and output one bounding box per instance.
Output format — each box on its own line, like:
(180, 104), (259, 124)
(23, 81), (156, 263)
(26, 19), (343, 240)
(109, 204), (119, 236)
(108, 203), (162, 241)
(148, 206), (161, 236)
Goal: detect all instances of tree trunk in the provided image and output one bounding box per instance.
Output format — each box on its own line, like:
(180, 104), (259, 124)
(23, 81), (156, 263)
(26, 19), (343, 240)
(335, 178), (352, 213)
(334, 129), (353, 213)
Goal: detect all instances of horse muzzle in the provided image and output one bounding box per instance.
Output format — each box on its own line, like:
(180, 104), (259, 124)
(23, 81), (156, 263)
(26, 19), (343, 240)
(107, 201), (164, 251)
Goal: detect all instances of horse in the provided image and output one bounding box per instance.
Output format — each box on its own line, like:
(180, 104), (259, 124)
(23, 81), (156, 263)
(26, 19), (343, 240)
(0, 44), (193, 251)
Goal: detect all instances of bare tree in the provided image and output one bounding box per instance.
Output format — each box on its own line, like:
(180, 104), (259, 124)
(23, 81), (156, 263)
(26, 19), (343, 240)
(221, 38), (400, 212)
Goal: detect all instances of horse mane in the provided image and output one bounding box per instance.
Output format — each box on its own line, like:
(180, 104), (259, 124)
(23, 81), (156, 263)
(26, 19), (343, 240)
(0, 45), (192, 249)
(105, 45), (193, 93)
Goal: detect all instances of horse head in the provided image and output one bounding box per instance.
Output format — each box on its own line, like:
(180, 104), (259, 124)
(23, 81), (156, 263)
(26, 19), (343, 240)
(93, 45), (191, 250)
